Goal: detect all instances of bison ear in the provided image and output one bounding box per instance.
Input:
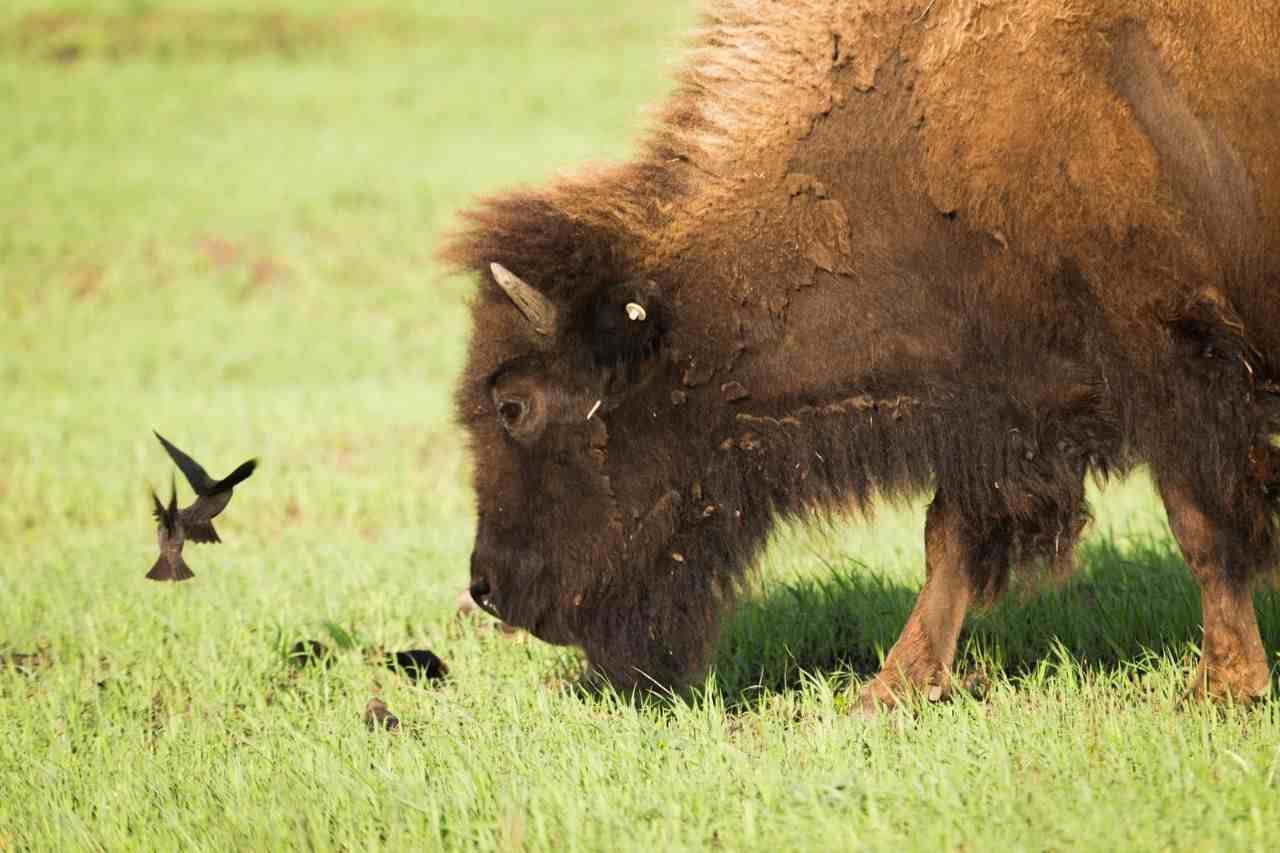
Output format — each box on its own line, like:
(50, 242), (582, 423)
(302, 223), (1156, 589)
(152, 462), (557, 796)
(577, 278), (670, 386)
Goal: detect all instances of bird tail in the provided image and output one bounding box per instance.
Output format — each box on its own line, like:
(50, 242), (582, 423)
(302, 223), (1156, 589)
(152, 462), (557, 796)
(184, 521), (221, 544)
(214, 459), (257, 492)
(146, 555), (195, 582)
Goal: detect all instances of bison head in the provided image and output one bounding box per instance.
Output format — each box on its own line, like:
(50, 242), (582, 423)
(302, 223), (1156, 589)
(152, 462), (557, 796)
(455, 260), (733, 689)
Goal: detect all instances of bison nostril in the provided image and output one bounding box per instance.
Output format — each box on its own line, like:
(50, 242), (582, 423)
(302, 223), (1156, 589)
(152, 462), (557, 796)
(468, 575), (502, 618)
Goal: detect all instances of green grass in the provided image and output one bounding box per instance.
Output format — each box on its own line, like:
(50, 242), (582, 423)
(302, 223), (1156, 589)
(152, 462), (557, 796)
(2, 2), (1279, 850)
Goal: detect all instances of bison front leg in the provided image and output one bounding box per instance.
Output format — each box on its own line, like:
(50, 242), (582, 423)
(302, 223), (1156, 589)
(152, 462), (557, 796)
(1158, 478), (1271, 702)
(858, 493), (975, 712)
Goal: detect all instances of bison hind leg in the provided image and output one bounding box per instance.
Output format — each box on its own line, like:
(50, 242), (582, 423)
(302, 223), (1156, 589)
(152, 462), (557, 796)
(1158, 476), (1272, 702)
(1147, 292), (1276, 701)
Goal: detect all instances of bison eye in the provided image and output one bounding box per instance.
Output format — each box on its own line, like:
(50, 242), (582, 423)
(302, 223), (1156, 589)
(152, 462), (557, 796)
(497, 399), (527, 429)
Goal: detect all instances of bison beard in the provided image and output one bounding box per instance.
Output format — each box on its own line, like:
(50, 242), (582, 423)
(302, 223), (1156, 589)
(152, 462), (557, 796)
(443, 0), (1280, 705)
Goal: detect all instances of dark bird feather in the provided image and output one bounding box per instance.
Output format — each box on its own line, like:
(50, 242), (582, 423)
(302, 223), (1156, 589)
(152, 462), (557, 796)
(147, 476), (194, 582)
(153, 431), (256, 544)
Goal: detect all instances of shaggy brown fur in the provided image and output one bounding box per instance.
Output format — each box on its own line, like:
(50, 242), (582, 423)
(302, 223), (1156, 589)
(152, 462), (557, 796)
(442, 0), (1280, 701)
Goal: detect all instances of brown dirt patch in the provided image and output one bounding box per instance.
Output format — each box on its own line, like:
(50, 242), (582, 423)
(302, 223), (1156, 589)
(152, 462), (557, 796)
(195, 235), (292, 290)
(4, 9), (413, 64)
(2, 646), (52, 673)
(69, 265), (104, 300)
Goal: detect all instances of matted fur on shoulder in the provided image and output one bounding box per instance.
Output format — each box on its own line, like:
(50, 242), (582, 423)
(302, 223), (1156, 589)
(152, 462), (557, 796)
(437, 0), (881, 293)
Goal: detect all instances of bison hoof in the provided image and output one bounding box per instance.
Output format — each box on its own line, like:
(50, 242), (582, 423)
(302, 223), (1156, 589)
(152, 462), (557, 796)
(1180, 661), (1272, 705)
(853, 676), (950, 715)
(852, 688), (899, 716)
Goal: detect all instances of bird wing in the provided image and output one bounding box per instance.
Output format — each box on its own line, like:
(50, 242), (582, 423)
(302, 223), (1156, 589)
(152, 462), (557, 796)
(212, 458), (257, 492)
(151, 488), (178, 536)
(154, 431), (217, 495)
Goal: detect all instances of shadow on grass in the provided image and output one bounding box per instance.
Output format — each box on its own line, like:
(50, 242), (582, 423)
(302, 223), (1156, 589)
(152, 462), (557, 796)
(713, 535), (1280, 706)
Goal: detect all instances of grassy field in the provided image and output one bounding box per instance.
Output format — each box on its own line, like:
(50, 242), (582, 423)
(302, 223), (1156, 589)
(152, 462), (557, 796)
(2, 2), (1279, 850)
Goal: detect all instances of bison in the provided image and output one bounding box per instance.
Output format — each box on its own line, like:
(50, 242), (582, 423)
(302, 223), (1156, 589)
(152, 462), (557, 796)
(441, 0), (1280, 708)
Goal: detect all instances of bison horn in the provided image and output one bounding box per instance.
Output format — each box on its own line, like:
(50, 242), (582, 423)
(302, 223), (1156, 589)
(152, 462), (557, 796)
(489, 262), (558, 335)
(625, 302), (647, 322)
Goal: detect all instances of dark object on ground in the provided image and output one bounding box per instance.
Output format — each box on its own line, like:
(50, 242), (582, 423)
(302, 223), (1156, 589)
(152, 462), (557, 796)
(385, 649), (449, 682)
(440, 1), (1280, 707)
(287, 640), (334, 668)
(153, 430), (257, 544)
(2, 649), (52, 672)
(364, 697), (399, 731)
(147, 476), (193, 582)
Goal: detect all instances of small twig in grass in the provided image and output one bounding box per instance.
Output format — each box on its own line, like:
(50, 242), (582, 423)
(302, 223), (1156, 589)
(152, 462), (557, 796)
(915, 0), (939, 24)
(1265, 746), (1280, 788)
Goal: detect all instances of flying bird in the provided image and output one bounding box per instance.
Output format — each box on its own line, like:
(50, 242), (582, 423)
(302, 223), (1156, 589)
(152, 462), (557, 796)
(153, 431), (257, 544)
(148, 477), (194, 582)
